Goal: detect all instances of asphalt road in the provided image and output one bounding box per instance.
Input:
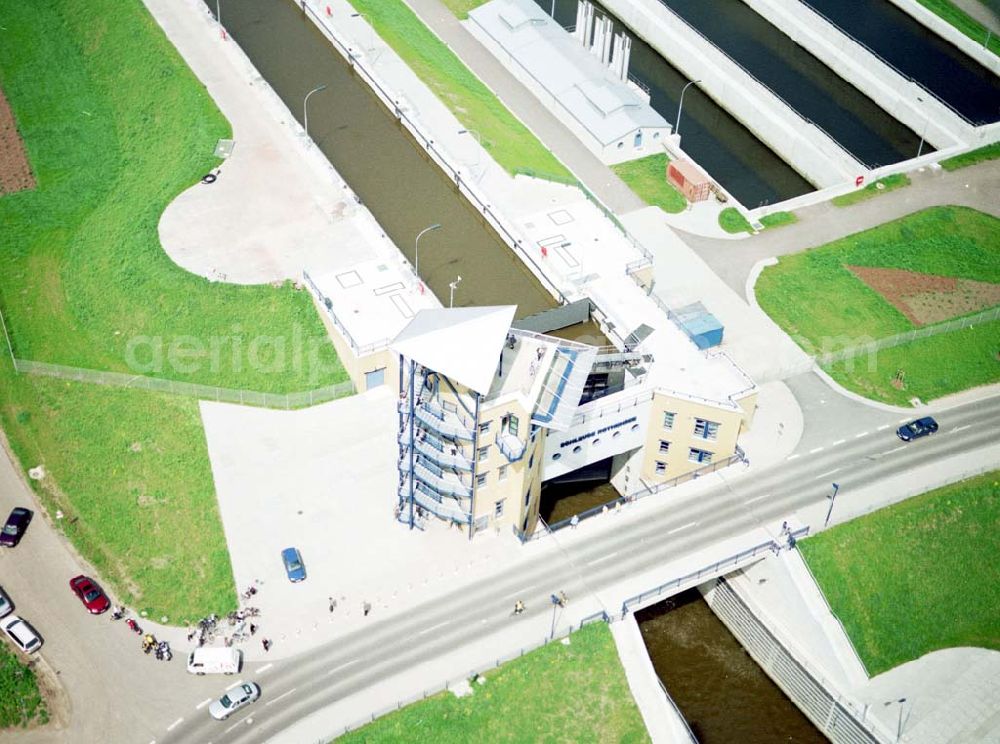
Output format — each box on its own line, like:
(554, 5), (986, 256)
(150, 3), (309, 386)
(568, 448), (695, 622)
(157, 392), (1000, 744)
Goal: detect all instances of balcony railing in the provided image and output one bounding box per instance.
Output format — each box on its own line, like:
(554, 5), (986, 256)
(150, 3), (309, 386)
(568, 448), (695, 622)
(495, 432), (526, 463)
(412, 461), (473, 499)
(398, 477), (471, 524)
(412, 404), (475, 440)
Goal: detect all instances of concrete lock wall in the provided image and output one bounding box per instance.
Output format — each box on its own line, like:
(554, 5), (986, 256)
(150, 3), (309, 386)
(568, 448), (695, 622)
(745, 0), (968, 149)
(598, 0), (862, 188)
(886, 0), (1000, 77)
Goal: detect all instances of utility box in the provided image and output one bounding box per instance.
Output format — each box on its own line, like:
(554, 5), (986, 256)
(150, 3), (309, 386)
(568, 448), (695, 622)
(667, 159), (711, 202)
(674, 302), (723, 349)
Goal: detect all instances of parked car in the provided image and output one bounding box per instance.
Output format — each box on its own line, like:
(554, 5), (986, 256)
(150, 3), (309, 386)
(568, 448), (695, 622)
(896, 416), (939, 442)
(208, 682), (260, 720)
(69, 575), (111, 615)
(281, 547), (306, 583)
(187, 647), (242, 675)
(1, 615), (42, 654)
(0, 507), (33, 548)
(0, 587), (12, 619)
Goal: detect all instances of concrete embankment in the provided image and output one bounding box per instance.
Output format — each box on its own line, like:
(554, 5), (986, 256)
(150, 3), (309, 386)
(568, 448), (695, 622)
(598, 0), (861, 189)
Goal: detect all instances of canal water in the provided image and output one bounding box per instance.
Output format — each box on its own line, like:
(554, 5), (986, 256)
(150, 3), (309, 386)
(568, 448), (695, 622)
(208, 0), (556, 318)
(540, 0), (815, 208)
(804, 0), (1000, 126)
(658, 0), (929, 168)
(637, 589), (826, 743)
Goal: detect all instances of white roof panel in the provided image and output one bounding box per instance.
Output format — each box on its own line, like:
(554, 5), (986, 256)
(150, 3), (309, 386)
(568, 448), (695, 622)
(391, 306), (517, 395)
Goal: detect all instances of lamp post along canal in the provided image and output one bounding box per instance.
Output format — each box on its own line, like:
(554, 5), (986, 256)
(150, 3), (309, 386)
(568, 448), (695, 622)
(414, 223), (442, 279)
(303, 84), (328, 140)
(676, 80), (701, 136)
(449, 276), (462, 308)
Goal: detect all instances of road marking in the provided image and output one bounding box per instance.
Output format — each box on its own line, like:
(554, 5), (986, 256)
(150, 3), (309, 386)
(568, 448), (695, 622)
(505, 584), (536, 599)
(814, 469), (840, 480)
(417, 620), (451, 635)
(166, 717), (184, 732)
(587, 551), (619, 566)
(195, 698), (213, 710)
(951, 425), (971, 434)
(786, 453), (800, 461)
(265, 688), (296, 706)
(899, 417), (913, 423)
(880, 446), (906, 456)
(877, 424), (891, 431)
(224, 714), (253, 734)
(418, 620), (450, 636)
(667, 521), (698, 535)
(809, 447), (824, 454)
(745, 493), (768, 504)
(225, 679), (244, 691)
(257, 663), (274, 675)
(327, 659), (360, 676)
(832, 439), (845, 446)
(854, 432), (869, 439)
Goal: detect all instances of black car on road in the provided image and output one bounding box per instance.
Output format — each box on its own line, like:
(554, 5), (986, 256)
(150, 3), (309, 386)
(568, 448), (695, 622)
(896, 416), (939, 442)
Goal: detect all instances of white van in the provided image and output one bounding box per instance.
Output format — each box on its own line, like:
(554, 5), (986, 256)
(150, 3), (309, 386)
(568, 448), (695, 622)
(186, 647), (242, 675)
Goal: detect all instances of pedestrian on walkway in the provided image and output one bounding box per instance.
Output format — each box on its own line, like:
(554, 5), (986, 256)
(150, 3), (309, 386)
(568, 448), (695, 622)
(570, 514), (579, 530)
(363, 601), (372, 617)
(614, 500), (622, 515)
(329, 596), (337, 613)
(250, 623), (258, 636)
(262, 638), (271, 653)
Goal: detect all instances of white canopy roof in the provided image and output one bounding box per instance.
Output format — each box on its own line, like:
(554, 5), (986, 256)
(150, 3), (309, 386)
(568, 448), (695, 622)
(391, 306), (517, 394)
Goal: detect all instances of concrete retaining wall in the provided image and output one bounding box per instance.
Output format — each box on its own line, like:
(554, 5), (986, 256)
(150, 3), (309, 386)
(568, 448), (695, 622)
(598, 0), (862, 188)
(887, 0), (1000, 76)
(745, 0), (966, 149)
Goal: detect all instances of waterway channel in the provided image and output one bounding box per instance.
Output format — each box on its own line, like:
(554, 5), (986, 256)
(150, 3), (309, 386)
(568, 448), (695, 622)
(658, 0), (930, 168)
(208, 0), (556, 318)
(637, 589), (826, 743)
(803, 0), (1000, 125)
(540, 0), (815, 208)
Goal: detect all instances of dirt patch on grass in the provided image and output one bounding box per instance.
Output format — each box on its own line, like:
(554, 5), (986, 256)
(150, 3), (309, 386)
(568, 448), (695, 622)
(0, 86), (35, 195)
(847, 265), (1000, 325)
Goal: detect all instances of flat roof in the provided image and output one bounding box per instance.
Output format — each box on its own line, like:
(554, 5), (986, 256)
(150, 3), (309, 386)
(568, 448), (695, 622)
(306, 258), (438, 353)
(468, 0), (668, 146)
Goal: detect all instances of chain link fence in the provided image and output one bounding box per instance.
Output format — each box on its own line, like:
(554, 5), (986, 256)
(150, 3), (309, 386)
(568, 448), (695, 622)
(13, 358), (354, 410)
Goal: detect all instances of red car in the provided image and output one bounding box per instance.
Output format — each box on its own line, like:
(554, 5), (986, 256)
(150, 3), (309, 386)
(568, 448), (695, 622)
(69, 575), (110, 615)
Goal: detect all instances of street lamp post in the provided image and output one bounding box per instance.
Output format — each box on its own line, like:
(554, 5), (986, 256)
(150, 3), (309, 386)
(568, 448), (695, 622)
(824, 482), (840, 528)
(884, 698), (907, 742)
(449, 276), (462, 308)
(915, 96), (930, 158)
(216, 0), (223, 36)
(549, 594), (560, 638)
(675, 79), (701, 136)
(414, 223), (442, 278)
(350, 12), (375, 52)
(303, 84), (328, 139)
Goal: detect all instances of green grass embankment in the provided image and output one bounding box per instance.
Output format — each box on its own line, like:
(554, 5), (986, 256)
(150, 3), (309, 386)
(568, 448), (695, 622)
(800, 471), (1000, 676)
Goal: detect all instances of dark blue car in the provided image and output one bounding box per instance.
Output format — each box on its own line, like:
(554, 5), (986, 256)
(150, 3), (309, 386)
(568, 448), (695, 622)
(0, 508), (33, 548)
(281, 547), (306, 583)
(896, 416), (939, 442)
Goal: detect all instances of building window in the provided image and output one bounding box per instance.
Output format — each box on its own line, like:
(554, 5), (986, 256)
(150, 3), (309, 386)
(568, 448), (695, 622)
(525, 489), (531, 507)
(479, 421), (491, 435)
(478, 446), (490, 462)
(528, 454), (535, 469)
(572, 445), (582, 454)
(658, 440), (670, 454)
(662, 411), (676, 430)
(499, 465), (508, 480)
(693, 419), (720, 440)
(689, 448), (713, 464)
(477, 473), (488, 488)
(495, 499), (504, 517)
(551, 453), (562, 461)
(655, 461), (667, 474)
(364, 368), (385, 388)
(503, 413), (520, 437)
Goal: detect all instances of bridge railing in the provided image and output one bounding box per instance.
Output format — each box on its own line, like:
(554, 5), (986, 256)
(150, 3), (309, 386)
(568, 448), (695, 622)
(619, 527), (810, 618)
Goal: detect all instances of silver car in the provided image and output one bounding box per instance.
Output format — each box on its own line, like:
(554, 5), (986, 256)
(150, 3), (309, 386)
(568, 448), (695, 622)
(1, 615), (42, 654)
(0, 587), (12, 619)
(209, 682), (261, 720)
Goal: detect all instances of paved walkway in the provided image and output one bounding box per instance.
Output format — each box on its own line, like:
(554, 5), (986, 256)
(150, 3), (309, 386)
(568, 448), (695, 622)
(154, 0), (387, 285)
(405, 0), (645, 214)
(683, 161), (1000, 296)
